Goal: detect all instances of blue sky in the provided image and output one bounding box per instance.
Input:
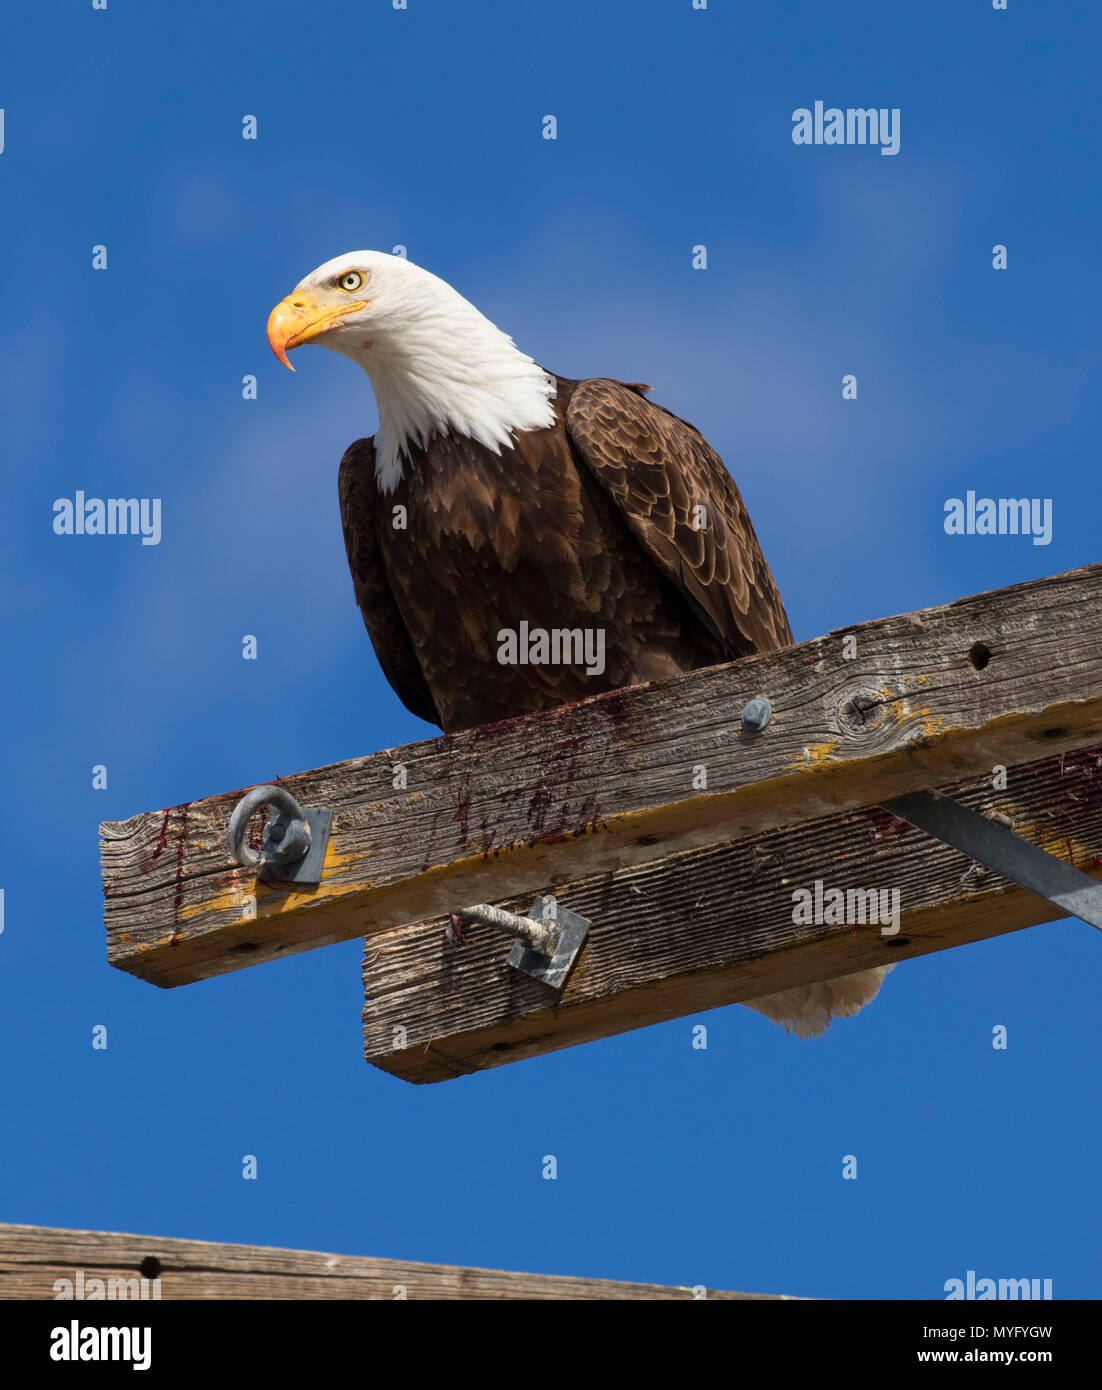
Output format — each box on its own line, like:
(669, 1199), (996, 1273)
(1, 1), (1099, 1298)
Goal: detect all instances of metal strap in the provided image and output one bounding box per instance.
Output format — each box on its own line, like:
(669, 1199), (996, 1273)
(882, 790), (1102, 933)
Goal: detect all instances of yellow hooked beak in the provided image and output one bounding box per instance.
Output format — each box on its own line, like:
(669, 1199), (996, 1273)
(266, 291), (368, 371)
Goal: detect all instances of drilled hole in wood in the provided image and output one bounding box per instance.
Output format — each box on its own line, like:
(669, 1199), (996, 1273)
(139, 1256), (162, 1279)
(968, 642), (992, 670)
(884, 937), (911, 948)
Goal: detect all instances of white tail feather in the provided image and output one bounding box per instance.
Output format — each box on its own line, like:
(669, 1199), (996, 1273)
(740, 965), (894, 1039)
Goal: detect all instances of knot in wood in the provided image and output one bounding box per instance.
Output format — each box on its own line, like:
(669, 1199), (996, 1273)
(838, 689), (886, 738)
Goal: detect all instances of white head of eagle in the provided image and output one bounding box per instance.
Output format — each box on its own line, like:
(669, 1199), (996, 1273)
(267, 251), (556, 492)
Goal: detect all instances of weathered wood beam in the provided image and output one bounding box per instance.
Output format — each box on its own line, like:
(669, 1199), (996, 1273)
(0, 1224), (781, 1300)
(101, 562), (1102, 987)
(363, 746), (1102, 1082)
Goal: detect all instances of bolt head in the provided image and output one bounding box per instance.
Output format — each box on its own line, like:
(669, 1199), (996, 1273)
(741, 697), (772, 733)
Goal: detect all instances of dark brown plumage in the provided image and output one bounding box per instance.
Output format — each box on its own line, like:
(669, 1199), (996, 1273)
(338, 375), (792, 733)
(270, 251), (889, 1036)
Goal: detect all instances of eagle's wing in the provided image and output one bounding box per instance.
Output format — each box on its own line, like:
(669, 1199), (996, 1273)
(338, 438), (441, 727)
(566, 378), (793, 657)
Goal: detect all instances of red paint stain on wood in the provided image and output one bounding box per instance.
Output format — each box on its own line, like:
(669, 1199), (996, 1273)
(170, 804), (191, 940)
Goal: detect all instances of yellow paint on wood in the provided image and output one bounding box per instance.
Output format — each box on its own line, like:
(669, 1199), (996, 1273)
(787, 742), (839, 769)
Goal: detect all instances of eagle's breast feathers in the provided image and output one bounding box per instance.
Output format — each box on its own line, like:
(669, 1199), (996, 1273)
(338, 375), (792, 733)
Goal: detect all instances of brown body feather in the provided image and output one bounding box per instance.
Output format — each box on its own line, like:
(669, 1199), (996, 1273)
(338, 375), (793, 733)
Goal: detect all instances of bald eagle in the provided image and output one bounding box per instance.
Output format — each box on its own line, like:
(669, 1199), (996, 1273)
(267, 251), (890, 1037)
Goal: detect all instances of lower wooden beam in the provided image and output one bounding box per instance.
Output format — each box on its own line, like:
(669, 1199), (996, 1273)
(363, 745), (1102, 1082)
(0, 1224), (783, 1301)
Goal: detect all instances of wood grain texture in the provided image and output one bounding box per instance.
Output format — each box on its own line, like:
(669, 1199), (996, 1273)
(0, 1224), (781, 1301)
(363, 746), (1102, 1082)
(101, 563), (1102, 988)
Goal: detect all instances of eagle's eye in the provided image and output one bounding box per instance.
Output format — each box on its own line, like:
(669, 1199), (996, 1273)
(337, 270), (366, 293)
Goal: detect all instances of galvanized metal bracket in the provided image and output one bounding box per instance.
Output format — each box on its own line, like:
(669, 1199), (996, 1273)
(882, 789), (1102, 933)
(453, 894), (590, 988)
(226, 784), (332, 886)
(507, 894), (590, 987)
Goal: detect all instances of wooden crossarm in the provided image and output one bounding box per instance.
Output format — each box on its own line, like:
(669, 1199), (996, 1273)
(100, 562), (1102, 989)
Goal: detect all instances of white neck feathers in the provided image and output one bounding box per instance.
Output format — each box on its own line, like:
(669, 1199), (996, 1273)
(339, 276), (556, 492)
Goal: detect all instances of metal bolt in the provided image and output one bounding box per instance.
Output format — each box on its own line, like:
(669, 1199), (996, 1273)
(227, 785), (312, 869)
(452, 903), (559, 956)
(452, 895), (590, 988)
(741, 696), (772, 733)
